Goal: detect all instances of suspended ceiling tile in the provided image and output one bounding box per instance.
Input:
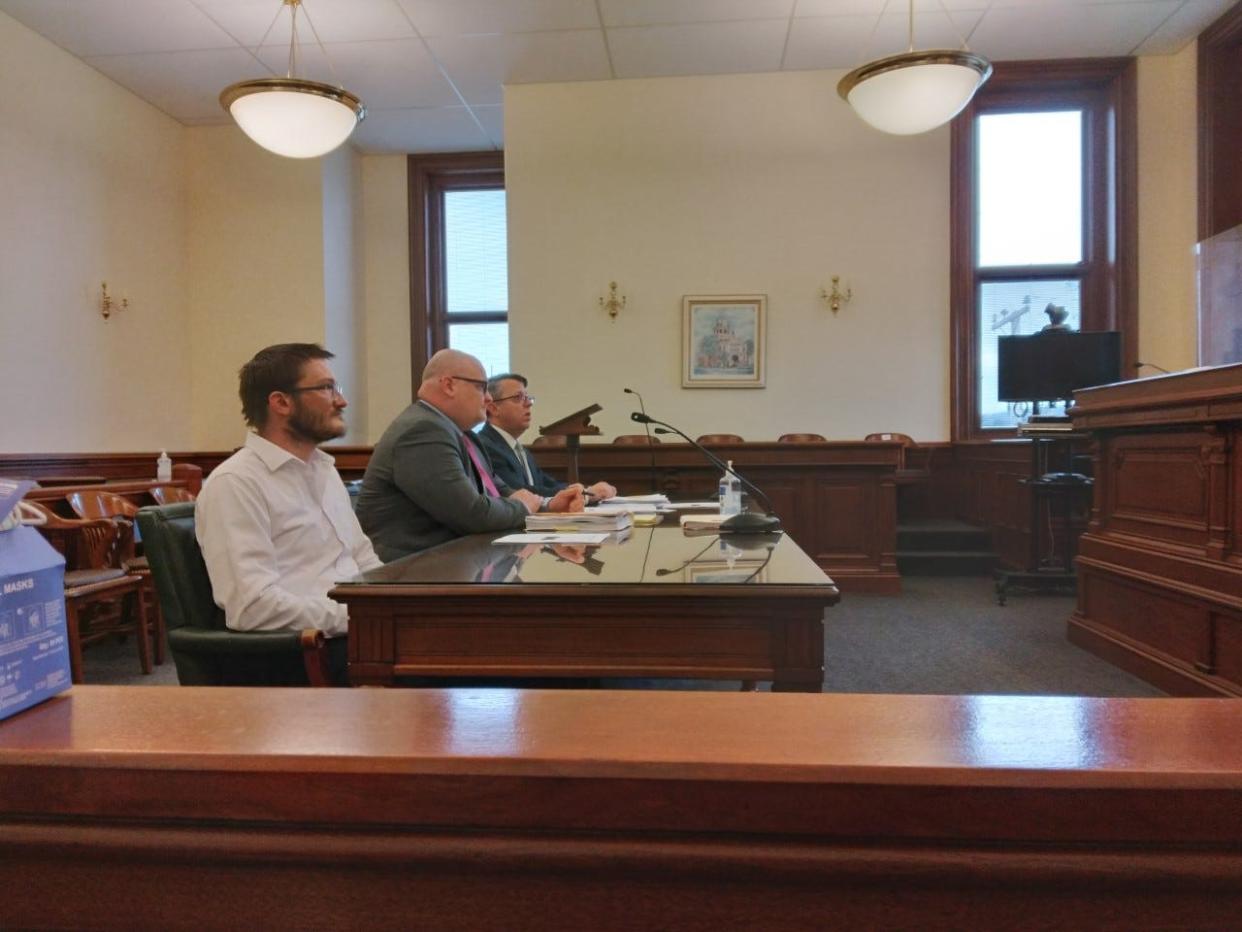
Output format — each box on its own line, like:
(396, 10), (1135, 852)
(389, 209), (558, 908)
(349, 105), (495, 153)
(608, 19), (790, 79)
(192, 0), (418, 48)
(83, 47), (261, 122)
(783, 15), (882, 71)
(600, 0), (795, 28)
(969, 1), (1181, 59)
(1133, 0), (1234, 54)
(472, 104), (505, 148)
(0, 0), (236, 56)
(428, 30), (611, 106)
(395, 0), (600, 37)
(254, 38), (461, 110)
(795, 0), (989, 14)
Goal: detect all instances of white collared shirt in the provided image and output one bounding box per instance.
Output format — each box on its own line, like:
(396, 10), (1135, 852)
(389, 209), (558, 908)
(196, 432), (382, 638)
(489, 423), (533, 484)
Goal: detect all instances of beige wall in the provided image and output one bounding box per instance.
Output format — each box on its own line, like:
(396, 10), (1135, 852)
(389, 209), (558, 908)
(1137, 42), (1200, 373)
(322, 146), (367, 443)
(0, 2), (1210, 454)
(0, 11), (190, 454)
(505, 72), (952, 443)
(184, 125), (326, 448)
(361, 155), (413, 438)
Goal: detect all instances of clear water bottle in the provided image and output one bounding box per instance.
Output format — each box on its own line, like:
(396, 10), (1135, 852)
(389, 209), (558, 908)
(156, 450), (172, 482)
(720, 460), (742, 517)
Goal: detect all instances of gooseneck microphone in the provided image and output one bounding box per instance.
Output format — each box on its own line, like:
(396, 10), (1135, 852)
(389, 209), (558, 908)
(631, 412), (781, 534)
(623, 387), (659, 493)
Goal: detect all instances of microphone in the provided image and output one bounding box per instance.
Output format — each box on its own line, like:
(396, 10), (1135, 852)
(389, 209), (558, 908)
(631, 412), (781, 534)
(623, 387), (658, 493)
(1135, 361), (1172, 374)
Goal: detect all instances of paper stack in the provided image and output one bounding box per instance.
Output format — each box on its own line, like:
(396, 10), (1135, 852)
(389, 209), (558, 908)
(526, 505), (634, 532)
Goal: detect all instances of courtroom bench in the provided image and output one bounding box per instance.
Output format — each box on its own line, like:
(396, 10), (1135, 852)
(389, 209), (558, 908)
(0, 686), (1239, 931)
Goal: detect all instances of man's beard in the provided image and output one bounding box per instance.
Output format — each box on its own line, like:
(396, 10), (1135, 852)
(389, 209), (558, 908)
(289, 401), (346, 445)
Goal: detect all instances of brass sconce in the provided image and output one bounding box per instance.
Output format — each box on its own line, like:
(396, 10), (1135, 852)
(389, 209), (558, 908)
(100, 282), (128, 321)
(819, 276), (852, 314)
(598, 281), (627, 319)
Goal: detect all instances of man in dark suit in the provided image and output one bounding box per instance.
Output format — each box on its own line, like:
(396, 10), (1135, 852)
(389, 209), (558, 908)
(356, 351), (584, 562)
(476, 373), (617, 501)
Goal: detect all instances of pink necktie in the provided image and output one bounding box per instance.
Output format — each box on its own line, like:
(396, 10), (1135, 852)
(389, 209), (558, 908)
(463, 437), (501, 497)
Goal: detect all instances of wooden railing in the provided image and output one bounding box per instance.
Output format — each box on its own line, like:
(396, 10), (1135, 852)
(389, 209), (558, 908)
(1, 685), (1239, 930)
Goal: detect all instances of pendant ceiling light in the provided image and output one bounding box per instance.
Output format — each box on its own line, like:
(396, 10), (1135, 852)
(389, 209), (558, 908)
(220, 0), (365, 159)
(837, 0), (991, 136)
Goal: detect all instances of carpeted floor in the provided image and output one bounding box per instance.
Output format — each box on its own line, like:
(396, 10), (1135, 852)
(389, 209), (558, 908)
(82, 576), (1163, 696)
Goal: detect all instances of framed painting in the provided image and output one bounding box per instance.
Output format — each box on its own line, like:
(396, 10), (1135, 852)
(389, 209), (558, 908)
(682, 294), (766, 388)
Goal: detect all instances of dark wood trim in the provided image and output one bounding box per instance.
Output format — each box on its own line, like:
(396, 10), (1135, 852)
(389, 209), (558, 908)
(949, 58), (1138, 441)
(407, 151), (505, 394)
(1198, 0), (1242, 240)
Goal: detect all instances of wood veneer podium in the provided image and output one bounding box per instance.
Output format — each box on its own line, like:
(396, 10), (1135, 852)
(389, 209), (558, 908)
(1069, 363), (1242, 695)
(538, 403), (601, 484)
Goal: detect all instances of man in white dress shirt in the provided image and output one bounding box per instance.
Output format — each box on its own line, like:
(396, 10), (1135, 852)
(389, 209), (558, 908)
(195, 343), (382, 684)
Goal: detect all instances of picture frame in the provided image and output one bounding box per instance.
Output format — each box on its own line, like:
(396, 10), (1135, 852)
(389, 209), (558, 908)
(682, 294), (766, 388)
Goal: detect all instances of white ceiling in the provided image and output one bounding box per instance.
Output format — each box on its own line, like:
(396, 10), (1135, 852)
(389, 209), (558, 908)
(0, 0), (1231, 153)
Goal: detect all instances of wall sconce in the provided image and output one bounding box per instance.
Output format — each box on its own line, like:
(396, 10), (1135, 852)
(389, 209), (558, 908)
(100, 282), (128, 321)
(598, 281), (627, 319)
(819, 276), (852, 314)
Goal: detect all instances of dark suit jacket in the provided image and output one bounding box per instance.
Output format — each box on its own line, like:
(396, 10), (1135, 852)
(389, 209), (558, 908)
(476, 423), (564, 497)
(356, 401), (527, 562)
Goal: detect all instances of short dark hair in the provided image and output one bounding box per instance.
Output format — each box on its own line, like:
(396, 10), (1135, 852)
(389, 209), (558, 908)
(486, 372), (527, 399)
(238, 343), (334, 429)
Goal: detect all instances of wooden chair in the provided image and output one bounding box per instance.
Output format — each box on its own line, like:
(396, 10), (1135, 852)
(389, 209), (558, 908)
(530, 435), (567, 449)
(150, 485), (196, 505)
(20, 500), (150, 684)
(613, 435), (661, 445)
(66, 490), (166, 666)
(696, 434), (744, 444)
(864, 432), (933, 484)
(778, 433), (826, 443)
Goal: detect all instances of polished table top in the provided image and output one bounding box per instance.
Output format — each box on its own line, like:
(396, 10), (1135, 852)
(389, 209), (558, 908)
(338, 523), (836, 591)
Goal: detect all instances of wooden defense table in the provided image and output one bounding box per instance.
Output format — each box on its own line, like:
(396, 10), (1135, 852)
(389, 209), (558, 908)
(2, 687), (1242, 930)
(332, 524), (838, 691)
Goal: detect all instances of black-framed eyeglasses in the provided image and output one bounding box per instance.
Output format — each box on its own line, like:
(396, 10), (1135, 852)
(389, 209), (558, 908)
(493, 392), (535, 405)
(449, 375), (488, 391)
(288, 382), (345, 398)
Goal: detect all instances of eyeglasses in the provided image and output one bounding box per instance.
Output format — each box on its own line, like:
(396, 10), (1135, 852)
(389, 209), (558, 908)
(493, 392), (535, 405)
(288, 381), (345, 398)
(449, 375), (488, 392)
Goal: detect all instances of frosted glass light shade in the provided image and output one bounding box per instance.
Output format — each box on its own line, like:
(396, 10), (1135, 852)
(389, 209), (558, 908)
(838, 50), (991, 136)
(220, 78), (365, 159)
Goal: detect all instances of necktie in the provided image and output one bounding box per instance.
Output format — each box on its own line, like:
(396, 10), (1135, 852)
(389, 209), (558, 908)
(463, 437), (501, 497)
(515, 443), (534, 484)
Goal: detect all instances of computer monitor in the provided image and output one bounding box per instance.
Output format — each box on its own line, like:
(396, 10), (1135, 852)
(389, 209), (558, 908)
(997, 331), (1122, 403)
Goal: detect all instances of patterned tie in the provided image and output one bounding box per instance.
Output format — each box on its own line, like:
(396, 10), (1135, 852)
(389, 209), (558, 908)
(515, 443), (534, 484)
(463, 436), (501, 497)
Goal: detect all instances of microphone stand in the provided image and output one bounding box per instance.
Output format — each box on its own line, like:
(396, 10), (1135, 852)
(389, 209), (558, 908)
(631, 413), (781, 534)
(623, 387), (659, 494)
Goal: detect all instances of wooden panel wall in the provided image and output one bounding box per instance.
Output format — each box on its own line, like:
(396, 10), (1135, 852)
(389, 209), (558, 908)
(1069, 364), (1242, 696)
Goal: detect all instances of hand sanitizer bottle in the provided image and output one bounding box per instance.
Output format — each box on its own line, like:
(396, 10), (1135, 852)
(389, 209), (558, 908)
(720, 460), (742, 517)
(156, 450), (172, 482)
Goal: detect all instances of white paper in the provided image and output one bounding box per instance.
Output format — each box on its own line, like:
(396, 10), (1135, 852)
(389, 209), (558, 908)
(494, 533), (610, 544)
(603, 494), (670, 504)
(671, 502), (721, 510)
(592, 502), (658, 513)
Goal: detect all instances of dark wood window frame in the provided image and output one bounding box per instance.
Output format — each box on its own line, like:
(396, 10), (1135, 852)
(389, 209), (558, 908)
(407, 151), (505, 397)
(949, 59), (1137, 441)
(1199, 1), (1242, 240)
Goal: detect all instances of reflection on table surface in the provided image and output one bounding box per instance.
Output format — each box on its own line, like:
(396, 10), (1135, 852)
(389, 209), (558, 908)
(342, 523), (833, 587)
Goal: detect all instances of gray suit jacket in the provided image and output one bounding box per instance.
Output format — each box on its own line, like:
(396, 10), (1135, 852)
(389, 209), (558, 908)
(356, 401), (527, 562)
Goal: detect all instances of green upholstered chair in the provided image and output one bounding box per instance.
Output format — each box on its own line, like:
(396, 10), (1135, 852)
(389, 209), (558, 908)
(136, 503), (330, 686)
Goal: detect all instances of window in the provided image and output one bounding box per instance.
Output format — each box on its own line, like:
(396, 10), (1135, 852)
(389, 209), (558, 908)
(950, 61), (1137, 439)
(408, 152), (508, 390)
